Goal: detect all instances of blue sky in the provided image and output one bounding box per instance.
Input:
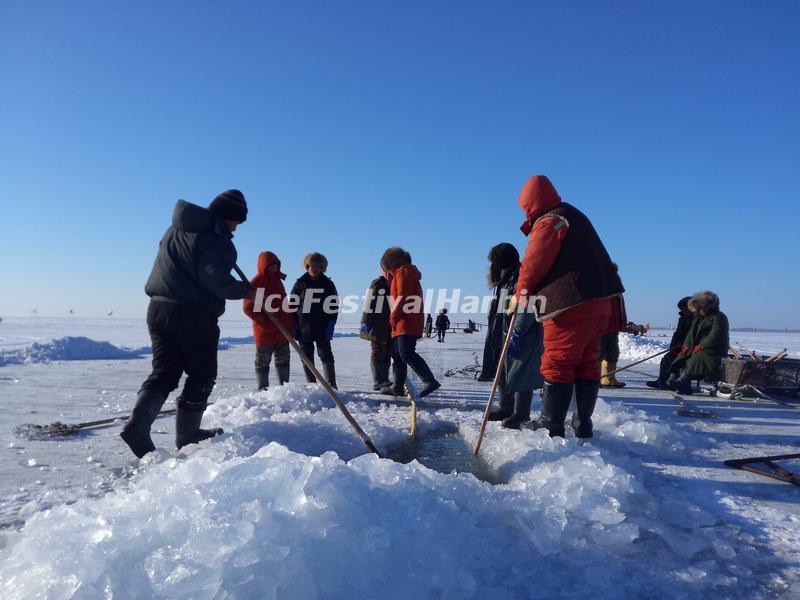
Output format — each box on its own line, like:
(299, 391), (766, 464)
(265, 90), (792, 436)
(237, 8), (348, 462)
(1, 1), (798, 328)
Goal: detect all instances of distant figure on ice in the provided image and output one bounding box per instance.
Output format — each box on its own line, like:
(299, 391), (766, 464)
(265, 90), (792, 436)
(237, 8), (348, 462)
(425, 313), (433, 337)
(509, 175), (625, 438)
(647, 296), (693, 389)
(121, 190), (252, 458)
(360, 268), (394, 391)
(243, 251), (294, 390)
(463, 319), (477, 333)
(291, 252), (339, 389)
(380, 247), (441, 397)
(483, 242), (544, 428)
(599, 332), (625, 388)
(435, 309), (450, 342)
(666, 291), (729, 394)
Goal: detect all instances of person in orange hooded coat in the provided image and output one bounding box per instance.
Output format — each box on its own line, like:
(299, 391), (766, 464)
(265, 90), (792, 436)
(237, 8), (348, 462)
(243, 251), (295, 389)
(379, 247), (441, 398)
(511, 175), (625, 438)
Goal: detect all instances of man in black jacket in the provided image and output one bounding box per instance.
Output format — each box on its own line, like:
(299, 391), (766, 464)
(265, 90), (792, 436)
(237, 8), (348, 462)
(120, 190), (253, 458)
(291, 252), (339, 388)
(647, 296), (694, 389)
(435, 310), (450, 342)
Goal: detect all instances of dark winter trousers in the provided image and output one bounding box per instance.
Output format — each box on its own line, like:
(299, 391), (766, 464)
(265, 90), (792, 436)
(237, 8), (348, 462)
(437, 328), (446, 342)
(299, 339), (334, 383)
(393, 335), (436, 386)
(658, 351), (679, 382)
(598, 333), (621, 362)
(140, 301), (219, 410)
(255, 343), (290, 388)
(371, 338), (393, 363)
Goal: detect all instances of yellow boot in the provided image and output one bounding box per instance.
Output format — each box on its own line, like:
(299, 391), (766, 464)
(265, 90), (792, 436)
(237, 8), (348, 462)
(601, 360), (626, 388)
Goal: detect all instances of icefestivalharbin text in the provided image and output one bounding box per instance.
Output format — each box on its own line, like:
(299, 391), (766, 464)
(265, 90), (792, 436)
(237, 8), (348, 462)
(251, 287), (545, 316)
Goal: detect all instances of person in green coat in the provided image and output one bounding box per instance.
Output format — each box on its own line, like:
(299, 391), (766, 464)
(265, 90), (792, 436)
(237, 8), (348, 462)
(360, 272), (394, 390)
(667, 291), (729, 394)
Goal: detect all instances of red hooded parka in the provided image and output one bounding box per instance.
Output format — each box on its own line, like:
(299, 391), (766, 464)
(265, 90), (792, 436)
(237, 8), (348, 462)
(243, 251), (295, 347)
(515, 175), (625, 383)
(388, 264), (425, 339)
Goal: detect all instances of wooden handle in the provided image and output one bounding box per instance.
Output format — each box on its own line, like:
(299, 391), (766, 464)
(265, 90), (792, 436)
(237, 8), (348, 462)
(473, 311), (518, 457)
(234, 264), (380, 456)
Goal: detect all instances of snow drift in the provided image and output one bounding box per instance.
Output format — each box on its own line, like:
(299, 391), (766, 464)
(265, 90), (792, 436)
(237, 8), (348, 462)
(0, 332), (359, 367)
(0, 336), (149, 367)
(0, 384), (774, 599)
(618, 333), (669, 363)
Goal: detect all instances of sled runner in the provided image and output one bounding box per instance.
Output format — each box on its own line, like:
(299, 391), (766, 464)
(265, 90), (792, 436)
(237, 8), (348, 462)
(725, 453), (800, 486)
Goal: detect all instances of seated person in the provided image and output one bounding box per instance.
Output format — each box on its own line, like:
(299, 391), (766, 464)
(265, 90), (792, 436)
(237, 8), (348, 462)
(667, 291), (729, 394)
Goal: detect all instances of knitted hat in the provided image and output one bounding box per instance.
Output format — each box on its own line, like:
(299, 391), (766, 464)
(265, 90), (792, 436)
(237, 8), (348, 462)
(209, 189), (248, 223)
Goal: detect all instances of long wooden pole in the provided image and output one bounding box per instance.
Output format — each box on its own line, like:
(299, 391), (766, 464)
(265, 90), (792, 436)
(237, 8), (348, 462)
(473, 311), (517, 457)
(234, 264), (380, 456)
(603, 348), (671, 378)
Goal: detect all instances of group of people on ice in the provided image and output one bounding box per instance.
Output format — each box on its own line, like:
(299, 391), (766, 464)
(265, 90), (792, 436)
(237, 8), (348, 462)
(119, 177), (729, 459)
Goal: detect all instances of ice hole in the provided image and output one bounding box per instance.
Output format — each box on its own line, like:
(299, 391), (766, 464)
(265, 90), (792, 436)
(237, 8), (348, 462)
(385, 426), (499, 484)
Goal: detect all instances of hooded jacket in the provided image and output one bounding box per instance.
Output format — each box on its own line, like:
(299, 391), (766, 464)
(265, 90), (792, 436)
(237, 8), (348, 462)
(145, 200), (250, 317)
(389, 264), (425, 338)
(515, 176), (625, 323)
(243, 252), (295, 346)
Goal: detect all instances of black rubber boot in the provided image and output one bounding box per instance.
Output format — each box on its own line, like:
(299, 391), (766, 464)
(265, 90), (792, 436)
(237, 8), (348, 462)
(381, 361), (407, 396)
(522, 382), (573, 437)
(371, 361), (391, 391)
(322, 362), (337, 390)
(276, 365), (290, 385)
(120, 388), (168, 458)
(175, 399), (223, 450)
(571, 380), (599, 438)
(502, 391), (533, 429)
(255, 367), (269, 391)
(646, 379), (668, 390)
(418, 380), (441, 398)
(668, 375), (693, 395)
(488, 392), (515, 421)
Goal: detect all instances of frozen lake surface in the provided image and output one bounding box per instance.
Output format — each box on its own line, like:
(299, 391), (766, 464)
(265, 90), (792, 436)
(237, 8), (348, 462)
(0, 317), (799, 598)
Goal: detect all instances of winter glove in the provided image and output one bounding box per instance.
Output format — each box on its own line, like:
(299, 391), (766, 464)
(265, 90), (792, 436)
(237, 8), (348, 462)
(360, 322), (372, 336)
(679, 346), (690, 357)
(326, 319), (336, 341)
(693, 344), (702, 354)
(507, 330), (525, 360)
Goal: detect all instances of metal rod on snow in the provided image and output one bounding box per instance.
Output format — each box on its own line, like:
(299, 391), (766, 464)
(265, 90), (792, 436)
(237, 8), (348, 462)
(473, 311), (517, 457)
(233, 264), (380, 456)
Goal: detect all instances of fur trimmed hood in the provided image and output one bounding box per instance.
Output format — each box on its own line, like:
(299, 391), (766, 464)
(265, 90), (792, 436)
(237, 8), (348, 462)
(688, 291), (720, 314)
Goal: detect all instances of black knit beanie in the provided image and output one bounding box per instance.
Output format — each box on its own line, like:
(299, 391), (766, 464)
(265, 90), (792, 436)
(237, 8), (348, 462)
(209, 189), (248, 223)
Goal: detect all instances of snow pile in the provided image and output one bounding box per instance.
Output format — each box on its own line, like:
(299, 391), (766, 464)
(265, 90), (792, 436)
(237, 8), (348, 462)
(217, 331), (357, 349)
(0, 384), (779, 599)
(0, 336), (149, 367)
(618, 333), (669, 363)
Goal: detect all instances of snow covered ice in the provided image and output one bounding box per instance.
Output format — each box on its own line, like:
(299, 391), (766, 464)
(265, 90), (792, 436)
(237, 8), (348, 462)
(1, 320), (799, 598)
